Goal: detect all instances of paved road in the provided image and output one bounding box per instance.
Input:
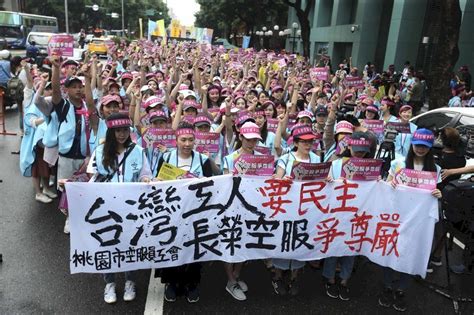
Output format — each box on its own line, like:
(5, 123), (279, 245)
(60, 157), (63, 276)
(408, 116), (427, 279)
(1, 108), (473, 314)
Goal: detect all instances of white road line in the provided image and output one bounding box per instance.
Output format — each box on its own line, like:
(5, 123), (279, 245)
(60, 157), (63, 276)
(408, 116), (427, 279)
(144, 269), (165, 315)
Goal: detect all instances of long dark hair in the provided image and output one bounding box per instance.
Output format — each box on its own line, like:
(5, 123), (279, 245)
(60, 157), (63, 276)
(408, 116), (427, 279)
(102, 127), (132, 172)
(405, 145), (437, 172)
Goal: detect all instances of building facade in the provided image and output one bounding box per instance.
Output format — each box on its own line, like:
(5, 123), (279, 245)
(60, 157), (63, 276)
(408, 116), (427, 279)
(287, 0), (474, 72)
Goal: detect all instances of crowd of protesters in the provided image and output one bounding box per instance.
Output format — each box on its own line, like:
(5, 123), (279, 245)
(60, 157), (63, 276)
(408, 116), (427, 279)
(16, 38), (473, 311)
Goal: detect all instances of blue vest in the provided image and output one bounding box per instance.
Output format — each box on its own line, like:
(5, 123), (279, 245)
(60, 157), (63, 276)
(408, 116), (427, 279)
(163, 149), (209, 178)
(57, 101), (87, 156)
(277, 151), (321, 177)
(20, 102), (46, 177)
(95, 144), (144, 182)
(147, 146), (165, 176)
(89, 118), (108, 153)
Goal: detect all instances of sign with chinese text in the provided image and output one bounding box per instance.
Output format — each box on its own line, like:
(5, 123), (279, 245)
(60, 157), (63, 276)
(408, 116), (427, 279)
(48, 34), (74, 57)
(394, 169), (437, 190)
(341, 158), (383, 181)
(343, 76), (365, 89)
(67, 176), (438, 277)
(233, 154), (274, 176)
(142, 128), (176, 149)
(195, 132), (220, 154)
(291, 161), (331, 181)
(310, 67), (329, 81)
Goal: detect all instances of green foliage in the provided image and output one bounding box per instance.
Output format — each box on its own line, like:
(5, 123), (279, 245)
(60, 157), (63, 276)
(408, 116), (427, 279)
(23, 0), (171, 36)
(195, 0), (288, 38)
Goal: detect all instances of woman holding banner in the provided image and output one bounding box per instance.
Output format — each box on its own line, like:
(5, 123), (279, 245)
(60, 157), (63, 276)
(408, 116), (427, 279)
(154, 121), (214, 303)
(86, 113), (152, 304)
(380, 128), (442, 312)
(272, 124), (321, 296)
(325, 131), (373, 301)
(221, 121), (263, 301)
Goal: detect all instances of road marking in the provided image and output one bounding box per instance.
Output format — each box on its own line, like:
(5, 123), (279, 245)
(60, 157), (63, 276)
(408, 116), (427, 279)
(144, 269), (164, 315)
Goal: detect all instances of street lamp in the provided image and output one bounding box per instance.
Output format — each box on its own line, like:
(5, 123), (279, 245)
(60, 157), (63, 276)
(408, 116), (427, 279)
(274, 25), (279, 31)
(281, 22), (301, 53)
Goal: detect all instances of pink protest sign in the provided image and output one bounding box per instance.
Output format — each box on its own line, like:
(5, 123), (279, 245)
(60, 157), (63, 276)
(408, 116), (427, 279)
(363, 119), (384, 140)
(335, 135), (350, 155)
(291, 161), (331, 181)
(341, 158), (383, 180)
(48, 34), (74, 57)
(142, 128), (176, 149)
(234, 154), (274, 176)
(394, 169), (437, 190)
(343, 76), (365, 89)
(386, 122), (411, 134)
(195, 132), (220, 153)
(267, 118), (279, 133)
(310, 67), (329, 81)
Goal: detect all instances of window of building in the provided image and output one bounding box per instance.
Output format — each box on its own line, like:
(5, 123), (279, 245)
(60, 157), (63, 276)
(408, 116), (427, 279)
(317, 0), (334, 27)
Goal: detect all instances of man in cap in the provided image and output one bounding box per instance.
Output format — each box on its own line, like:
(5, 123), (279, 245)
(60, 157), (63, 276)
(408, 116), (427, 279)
(48, 55), (96, 234)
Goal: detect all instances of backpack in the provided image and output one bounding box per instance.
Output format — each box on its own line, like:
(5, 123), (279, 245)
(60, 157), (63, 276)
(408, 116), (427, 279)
(7, 76), (24, 101)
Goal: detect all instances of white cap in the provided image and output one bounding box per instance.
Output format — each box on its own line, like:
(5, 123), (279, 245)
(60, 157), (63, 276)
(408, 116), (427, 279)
(180, 89), (197, 99)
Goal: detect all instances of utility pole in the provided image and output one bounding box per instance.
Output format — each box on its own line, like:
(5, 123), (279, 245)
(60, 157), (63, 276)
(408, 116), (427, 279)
(64, 0), (69, 33)
(121, 0), (125, 36)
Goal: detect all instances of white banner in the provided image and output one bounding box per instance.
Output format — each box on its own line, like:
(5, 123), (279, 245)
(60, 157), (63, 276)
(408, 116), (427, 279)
(67, 175), (438, 277)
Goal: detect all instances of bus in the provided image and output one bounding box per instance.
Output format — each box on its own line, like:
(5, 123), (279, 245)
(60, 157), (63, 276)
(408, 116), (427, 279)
(0, 11), (58, 48)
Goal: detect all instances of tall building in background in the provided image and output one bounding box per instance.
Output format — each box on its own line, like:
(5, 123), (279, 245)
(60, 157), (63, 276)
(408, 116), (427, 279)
(286, 0), (474, 72)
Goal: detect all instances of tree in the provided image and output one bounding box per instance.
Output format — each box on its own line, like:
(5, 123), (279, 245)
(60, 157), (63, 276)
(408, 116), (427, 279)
(425, 0), (462, 109)
(195, 0), (287, 43)
(24, 0), (170, 36)
(281, 0), (314, 57)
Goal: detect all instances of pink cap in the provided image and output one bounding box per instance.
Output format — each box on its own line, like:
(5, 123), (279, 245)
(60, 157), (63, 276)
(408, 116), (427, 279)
(240, 122), (262, 140)
(101, 94), (123, 107)
(335, 121), (354, 134)
(399, 104), (413, 113)
(366, 105), (379, 113)
(297, 110), (314, 120)
(144, 96), (164, 109)
(362, 98), (374, 106)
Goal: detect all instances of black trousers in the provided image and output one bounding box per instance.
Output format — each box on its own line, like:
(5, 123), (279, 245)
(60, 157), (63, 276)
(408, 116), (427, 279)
(158, 263), (202, 288)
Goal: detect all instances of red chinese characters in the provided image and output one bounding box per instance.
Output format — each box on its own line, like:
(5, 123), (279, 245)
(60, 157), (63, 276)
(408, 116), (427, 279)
(371, 213), (400, 257)
(259, 179), (293, 218)
(331, 179), (359, 213)
(345, 211), (374, 252)
(298, 181), (328, 215)
(314, 217), (346, 253)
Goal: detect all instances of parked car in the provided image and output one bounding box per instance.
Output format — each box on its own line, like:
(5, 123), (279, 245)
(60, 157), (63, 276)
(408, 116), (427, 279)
(411, 107), (474, 131)
(411, 107), (474, 163)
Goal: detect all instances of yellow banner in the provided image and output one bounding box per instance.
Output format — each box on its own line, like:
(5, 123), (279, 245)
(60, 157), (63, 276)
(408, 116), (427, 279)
(170, 19), (181, 38)
(156, 19), (166, 37)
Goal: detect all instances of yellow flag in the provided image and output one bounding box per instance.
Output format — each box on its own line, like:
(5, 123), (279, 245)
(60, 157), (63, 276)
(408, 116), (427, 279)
(156, 19), (166, 37)
(139, 18), (143, 38)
